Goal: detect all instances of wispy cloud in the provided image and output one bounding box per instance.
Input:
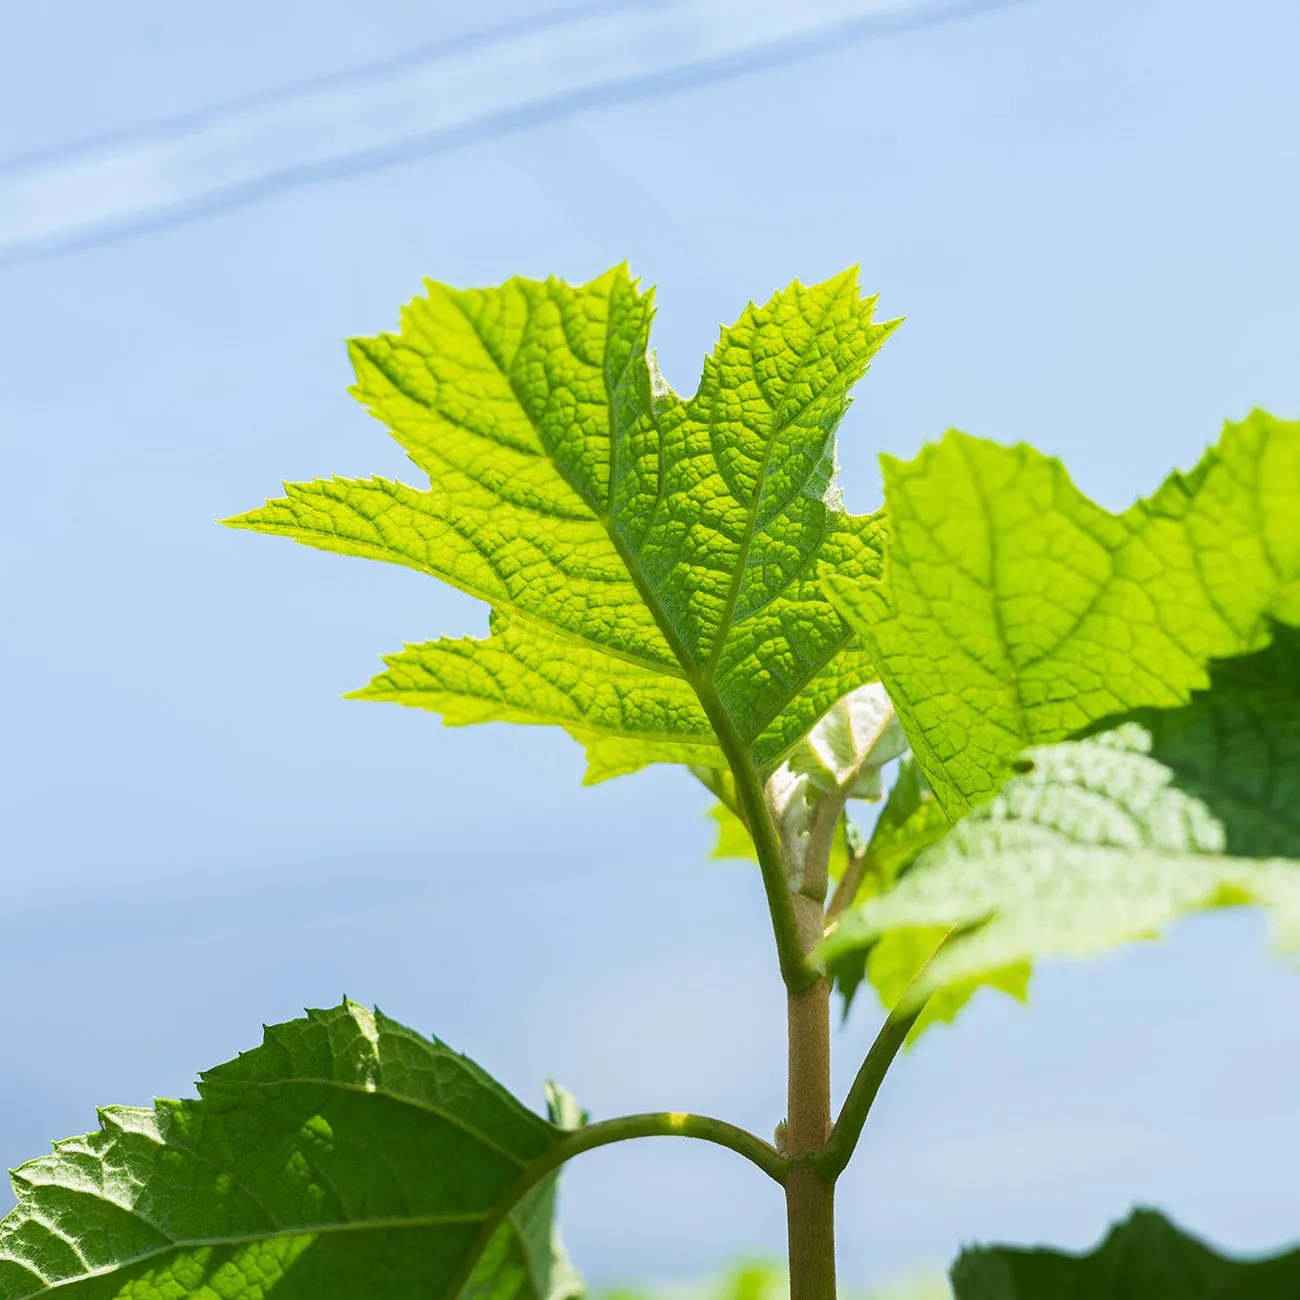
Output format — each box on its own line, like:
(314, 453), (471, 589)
(0, 0), (1019, 262)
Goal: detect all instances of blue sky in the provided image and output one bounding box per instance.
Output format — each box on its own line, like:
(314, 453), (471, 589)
(2, 0), (1299, 1288)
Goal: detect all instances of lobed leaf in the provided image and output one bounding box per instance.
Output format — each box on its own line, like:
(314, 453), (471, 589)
(827, 412), (1300, 818)
(825, 759), (1027, 1035)
(822, 623), (1300, 1003)
(227, 266), (898, 781)
(0, 1003), (580, 1300)
(951, 1208), (1300, 1298)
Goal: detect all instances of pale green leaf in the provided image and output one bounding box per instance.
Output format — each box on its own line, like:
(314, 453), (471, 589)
(764, 682), (909, 890)
(826, 759), (1024, 1038)
(822, 623), (1300, 1003)
(705, 800), (854, 878)
(227, 266), (897, 781)
(350, 608), (721, 786)
(862, 926), (1029, 1042)
(708, 801), (760, 861)
(855, 759), (951, 890)
(827, 412), (1300, 818)
(786, 681), (909, 800)
(0, 1003), (580, 1300)
(951, 1208), (1300, 1298)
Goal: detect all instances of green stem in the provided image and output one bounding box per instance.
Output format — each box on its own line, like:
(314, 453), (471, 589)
(825, 841), (871, 922)
(702, 694), (820, 995)
(812, 1001), (923, 1183)
(814, 928), (952, 1182)
(555, 1111), (787, 1183)
(448, 1111), (787, 1296)
(785, 900), (837, 1300)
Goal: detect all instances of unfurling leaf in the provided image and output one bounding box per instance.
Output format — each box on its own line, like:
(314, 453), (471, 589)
(828, 412), (1300, 819)
(765, 682), (910, 891)
(951, 1208), (1300, 1298)
(705, 797), (856, 880)
(227, 266), (897, 783)
(699, 682), (906, 901)
(0, 1003), (581, 1300)
(784, 680), (909, 801)
(822, 622), (1300, 1005)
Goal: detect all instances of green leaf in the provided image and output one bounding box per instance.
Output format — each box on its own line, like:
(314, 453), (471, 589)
(826, 759), (1025, 1037)
(227, 266), (897, 782)
(707, 800), (761, 861)
(861, 926), (1029, 1042)
(461, 1081), (586, 1300)
(827, 411), (1300, 818)
(699, 679), (905, 875)
(951, 1208), (1300, 1298)
(784, 681), (909, 801)
(822, 623), (1300, 1003)
(706, 799), (855, 878)
(855, 759), (951, 889)
(0, 1003), (581, 1300)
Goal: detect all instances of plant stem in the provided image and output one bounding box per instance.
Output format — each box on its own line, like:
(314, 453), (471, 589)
(815, 929), (952, 1181)
(704, 698), (820, 994)
(786, 893), (837, 1300)
(554, 1111), (788, 1184)
(813, 1001), (922, 1182)
(448, 1110), (787, 1297)
(825, 842), (871, 922)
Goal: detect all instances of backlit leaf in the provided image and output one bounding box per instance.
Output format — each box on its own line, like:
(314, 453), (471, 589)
(228, 266), (897, 782)
(828, 412), (1300, 818)
(0, 1003), (580, 1300)
(822, 623), (1300, 1003)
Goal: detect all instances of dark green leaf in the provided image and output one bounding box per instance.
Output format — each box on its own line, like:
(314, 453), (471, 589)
(823, 623), (1300, 1004)
(951, 1209), (1300, 1299)
(827, 413), (1300, 818)
(0, 1003), (579, 1300)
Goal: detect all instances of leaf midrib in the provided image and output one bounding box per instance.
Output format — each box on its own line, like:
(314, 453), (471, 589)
(701, 288), (844, 680)
(448, 287), (698, 702)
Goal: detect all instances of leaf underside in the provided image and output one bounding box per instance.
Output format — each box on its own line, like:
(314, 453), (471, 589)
(828, 412), (1300, 819)
(951, 1208), (1300, 1299)
(826, 758), (1028, 1037)
(0, 1003), (577, 1300)
(227, 266), (897, 782)
(824, 622), (1300, 1002)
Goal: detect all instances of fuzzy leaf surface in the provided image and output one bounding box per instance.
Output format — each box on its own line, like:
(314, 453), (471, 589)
(227, 266), (896, 780)
(827, 760), (1027, 1037)
(0, 1003), (579, 1300)
(828, 412), (1300, 817)
(951, 1209), (1300, 1298)
(822, 623), (1300, 1002)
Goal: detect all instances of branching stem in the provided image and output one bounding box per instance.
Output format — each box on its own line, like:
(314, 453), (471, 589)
(448, 1111), (787, 1296)
(813, 1001), (923, 1182)
(825, 841), (872, 922)
(815, 929), (952, 1181)
(554, 1111), (787, 1183)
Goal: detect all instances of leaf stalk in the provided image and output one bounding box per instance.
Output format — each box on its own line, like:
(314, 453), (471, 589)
(447, 1110), (787, 1296)
(815, 929), (952, 1181)
(813, 1000), (924, 1183)
(554, 1110), (788, 1183)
